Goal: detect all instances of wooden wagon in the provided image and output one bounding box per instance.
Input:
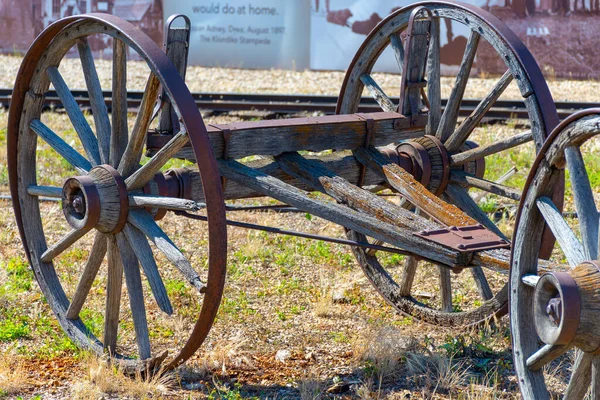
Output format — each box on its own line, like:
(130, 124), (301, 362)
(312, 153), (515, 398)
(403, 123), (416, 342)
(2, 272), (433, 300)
(7, 1), (600, 397)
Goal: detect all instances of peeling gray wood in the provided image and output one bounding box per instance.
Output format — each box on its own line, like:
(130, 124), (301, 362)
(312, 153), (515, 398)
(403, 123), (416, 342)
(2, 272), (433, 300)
(450, 131), (532, 166)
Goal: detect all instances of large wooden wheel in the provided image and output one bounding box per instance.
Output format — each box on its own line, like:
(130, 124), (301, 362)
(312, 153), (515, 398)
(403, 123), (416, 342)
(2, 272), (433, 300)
(337, 0), (559, 326)
(511, 109), (600, 399)
(7, 14), (227, 370)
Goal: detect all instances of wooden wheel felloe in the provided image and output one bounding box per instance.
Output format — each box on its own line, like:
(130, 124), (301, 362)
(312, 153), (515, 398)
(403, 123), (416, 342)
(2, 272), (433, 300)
(8, 14), (226, 370)
(337, 1), (559, 326)
(511, 110), (600, 399)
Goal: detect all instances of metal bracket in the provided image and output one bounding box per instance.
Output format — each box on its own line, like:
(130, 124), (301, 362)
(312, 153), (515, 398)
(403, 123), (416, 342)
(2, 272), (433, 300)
(414, 224), (510, 253)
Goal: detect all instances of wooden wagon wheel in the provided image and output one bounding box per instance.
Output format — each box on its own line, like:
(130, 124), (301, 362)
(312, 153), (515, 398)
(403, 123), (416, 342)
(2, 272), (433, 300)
(337, 0), (560, 326)
(511, 109), (600, 399)
(7, 14), (227, 370)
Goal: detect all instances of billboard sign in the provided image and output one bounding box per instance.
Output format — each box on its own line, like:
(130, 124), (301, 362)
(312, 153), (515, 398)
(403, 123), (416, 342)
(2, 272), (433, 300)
(163, 0), (310, 70)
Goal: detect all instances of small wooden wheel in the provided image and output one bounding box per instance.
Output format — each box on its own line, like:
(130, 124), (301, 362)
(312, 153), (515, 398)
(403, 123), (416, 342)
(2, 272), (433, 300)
(8, 14), (227, 370)
(511, 109), (600, 399)
(337, 0), (560, 326)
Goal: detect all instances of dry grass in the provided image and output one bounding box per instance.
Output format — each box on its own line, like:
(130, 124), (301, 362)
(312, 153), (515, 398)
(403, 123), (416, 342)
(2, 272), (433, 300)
(71, 353), (176, 399)
(0, 353), (30, 396)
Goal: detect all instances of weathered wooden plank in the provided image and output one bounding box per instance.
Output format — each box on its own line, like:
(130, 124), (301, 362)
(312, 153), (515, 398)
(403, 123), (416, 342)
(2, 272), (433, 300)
(352, 147), (478, 227)
(398, 256), (419, 296)
(439, 267), (453, 313)
(426, 18), (441, 136)
(445, 71), (513, 152)
(66, 232), (107, 319)
(536, 196), (585, 267)
(77, 38), (111, 164)
(443, 183), (508, 241)
(125, 130), (189, 190)
(565, 146), (598, 260)
(450, 170), (521, 201)
(128, 209), (207, 293)
(436, 31), (480, 141)
(30, 119), (92, 173)
(526, 344), (571, 371)
(274, 151), (438, 232)
(399, 19), (430, 117)
(592, 357), (600, 399)
(40, 228), (90, 263)
(104, 234), (122, 354)
(111, 39), (128, 166)
(450, 131), (533, 166)
(123, 224), (173, 315)
(360, 74), (396, 112)
(219, 158), (469, 267)
(115, 232), (151, 360)
(187, 152), (386, 202)
(159, 27), (189, 133)
(128, 194), (201, 211)
(160, 112), (426, 162)
(118, 73), (160, 177)
(47, 66), (101, 165)
(564, 351), (593, 399)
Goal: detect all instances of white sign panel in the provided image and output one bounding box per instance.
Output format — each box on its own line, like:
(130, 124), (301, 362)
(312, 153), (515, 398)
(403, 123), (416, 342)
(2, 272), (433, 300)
(310, 0), (494, 72)
(164, 0), (310, 70)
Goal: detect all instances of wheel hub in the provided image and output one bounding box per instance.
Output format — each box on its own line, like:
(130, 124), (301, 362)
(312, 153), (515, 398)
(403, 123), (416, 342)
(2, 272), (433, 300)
(382, 135), (485, 195)
(62, 164), (128, 234)
(533, 261), (600, 352)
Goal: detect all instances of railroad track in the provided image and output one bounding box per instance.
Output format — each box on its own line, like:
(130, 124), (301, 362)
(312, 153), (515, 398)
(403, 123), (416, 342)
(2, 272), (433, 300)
(0, 88), (595, 119)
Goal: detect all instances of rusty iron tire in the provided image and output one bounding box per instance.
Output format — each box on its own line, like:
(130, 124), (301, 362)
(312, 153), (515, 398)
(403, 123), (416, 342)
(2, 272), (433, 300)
(8, 14), (227, 370)
(337, 0), (560, 327)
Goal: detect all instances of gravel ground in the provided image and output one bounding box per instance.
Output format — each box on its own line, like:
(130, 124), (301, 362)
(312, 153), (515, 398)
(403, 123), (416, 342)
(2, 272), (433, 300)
(1, 54), (599, 102)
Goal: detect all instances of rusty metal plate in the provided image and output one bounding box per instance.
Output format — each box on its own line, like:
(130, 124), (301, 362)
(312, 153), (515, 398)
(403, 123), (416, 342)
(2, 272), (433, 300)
(414, 224), (510, 252)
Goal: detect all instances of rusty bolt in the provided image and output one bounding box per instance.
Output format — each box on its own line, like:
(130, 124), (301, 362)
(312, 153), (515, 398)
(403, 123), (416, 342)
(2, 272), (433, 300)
(546, 297), (562, 326)
(72, 195), (86, 214)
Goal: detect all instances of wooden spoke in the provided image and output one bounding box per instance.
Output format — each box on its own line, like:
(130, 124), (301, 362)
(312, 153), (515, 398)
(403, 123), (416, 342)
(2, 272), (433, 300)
(536, 196), (586, 267)
(118, 73), (160, 177)
(526, 344), (571, 371)
(47, 66), (101, 165)
(128, 194), (201, 211)
(565, 146), (599, 260)
(426, 18), (441, 136)
(450, 170), (521, 201)
(111, 38), (129, 166)
(436, 31), (480, 141)
(450, 131), (533, 167)
(399, 256), (419, 296)
(389, 33), (405, 73)
(30, 119), (92, 173)
(104, 235), (123, 354)
(127, 209), (207, 293)
(521, 274), (540, 287)
(564, 351), (593, 400)
(359, 74), (396, 113)
(123, 224), (173, 315)
(445, 71), (513, 152)
(125, 129), (189, 190)
(471, 267), (493, 301)
(115, 232), (151, 360)
(439, 267), (453, 312)
(443, 183), (508, 241)
(27, 185), (62, 198)
(66, 232), (107, 319)
(40, 227), (91, 263)
(77, 39), (111, 164)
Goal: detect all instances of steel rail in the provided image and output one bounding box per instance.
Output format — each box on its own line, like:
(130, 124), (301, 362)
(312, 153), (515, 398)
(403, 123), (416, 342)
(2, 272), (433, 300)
(0, 88), (595, 120)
